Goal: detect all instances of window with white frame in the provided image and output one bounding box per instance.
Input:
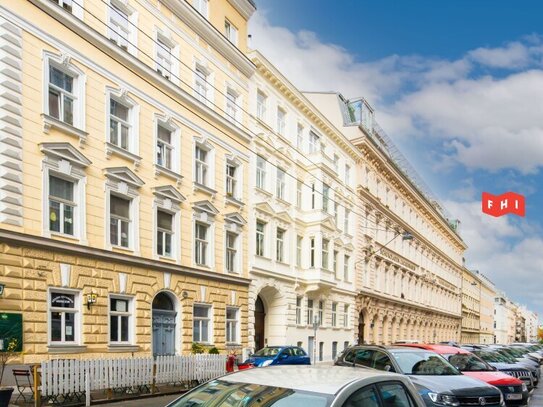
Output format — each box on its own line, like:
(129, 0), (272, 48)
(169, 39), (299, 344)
(306, 299), (314, 325)
(309, 237), (315, 267)
(322, 183), (330, 213)
(195, 64), (210, 103)
(225, 307), (239, 343)
(333, 250), (338, 276)
(109, 2), (133, 52)
(194, 222), (209, 266)
(276, 228), (285, 263)
(48, 65), (76, 126)
(256, 220), (265, 257)
(331, 302), (337, 327)
(156, 210), (173, 257)
(48, 175), (76, 236)
(49, 290), (80, 344)
(225, 231), (238, 273)
(311, 183), (316, 209)
(344, 254), (350, 281)
(345, 164), (351, 185)
(109, 97), (132, 151)
(277, 107), (286, 135)
(193, 0), (208, 18)
(332, 341), (338, 359)
(226, 162), (239, 199)
(296, 297), (302, 325)
(322, 239), (329, 269)
(344, 209), (350, 234)
(156, 124), (173, 170)
(156, 38), (173, 80)
(333, 154), (339, 173)
(318, 300), (324, 326)
(296, 180), (302, 209)
(194, 145), (209, 186)
(309, 131), (320, 153)
(276, 168), (286, 200)
(256, 155), (266, 189)
(256, 91), (267, 120)
(343, 304), (349, 328)
(109, 296), (132, 344)
(296, 235), (302, 267)
(110, 194), (131, 248)
(226, 88), (239, 122)
(52, 0), (73, 13)
(224, 20), (238, 45)
(193, 304), (211, 343)
(297, 124), (304, 150)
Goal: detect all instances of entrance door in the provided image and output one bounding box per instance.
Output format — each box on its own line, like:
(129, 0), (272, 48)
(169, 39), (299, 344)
(152, 292), (176, 356)
(358, 312), (365, 344)
(254, 296), (265, 351)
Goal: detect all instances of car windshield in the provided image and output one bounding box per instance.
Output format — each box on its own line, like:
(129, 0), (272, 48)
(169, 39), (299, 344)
(168, 379), (332, 407)
(390, 351), (460, 375)
(253, 347), (281, 357)
(475, 351), (509, 363)
(444, 353), (492, 372)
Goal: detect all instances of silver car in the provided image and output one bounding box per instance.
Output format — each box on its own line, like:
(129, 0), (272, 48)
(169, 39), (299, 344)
(167, 364), (426, 407)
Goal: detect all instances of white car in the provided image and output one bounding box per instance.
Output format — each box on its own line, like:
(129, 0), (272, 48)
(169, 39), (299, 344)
(166, 364), (426, 407)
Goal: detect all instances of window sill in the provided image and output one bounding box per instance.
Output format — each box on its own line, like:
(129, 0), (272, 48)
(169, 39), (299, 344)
(111, 245), (134, 254)
(255, 255), (271, 261)
(193, 182), (217, 196)
(49, 231), (80, 242)
(225, 195), (245, 207)
(42, 114), (88, 147)
(255, 187), (272, 197)
(47, 344), (87, 354)
(154, 164), (183, 185)
(105, 142), (142, 168)
(108, 344), (140, 352)
(276, 197), (291, 206)
(276, 261), (290, 267)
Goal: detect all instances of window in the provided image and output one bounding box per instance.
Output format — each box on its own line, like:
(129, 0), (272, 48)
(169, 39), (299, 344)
(344, 341), (349, 350)
(49, 290), (79, 344)
(109, 2), (133, 52)
(226, 88), (239, 122)
(193, 0), (208, 17)
(195, 222), (209, 266)
(224, 20), (238, 45)
(322, 239), (329, 269)
(332, 341), (338, 359)
(344, 209), (350, 234)
(256, 91), (267, 120)
(309, 237), (315, 267)
(297, 124), (304, 150)
(309, 131), (320, 153)
(156, 125), (173, 169)
(109, 98), (131, 151)
(48, 175), (75, 236)
(296, 180), (302, 209)
(109, 296), (132, 344)
(225, 232), (238, 273)
(276, 168), (286, 200)
(52, 0), (73, 13)
(311, 183), (316, 209)
(193, 304), (211, 343)
(276, 228), (285, 262)
(110, 194), (131, 248)
(156, 210), (173, 257)
(333, 251), (338, 276)
(195, 64), (209, 103)
(48, 65), (75, 126)
(344, 255), (350, 281)
(333, 154), (339, 172)
(343, 304), (349, 328)
(322, 184), (330, 212)
(343, 385), (380, 407)
(318, 300), (324, 326)
(296, 235), (302, 267)
(306, 299), (314, 325)
(225, 162), (239, 199)
(277, 107), (286, 135)
(345, 164), (351, 185)
(256, 221), (265, 257)
(296, 297), (302, 325)
(226, 307), (239, 343)
(331, 302), (337, 327)
(194, 146), (209, 186)
(156, 37), (173, 79)
(319, 342), (323, 361)
(256, 156), (266, 189)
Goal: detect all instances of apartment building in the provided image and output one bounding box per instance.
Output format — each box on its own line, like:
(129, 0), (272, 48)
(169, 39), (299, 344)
(494, 293), (516, 344)
(460, 268), (481, 344)
(0, 0), (256, 362)
(304, 93), (466, 345)
(246, 51), (360, 361)
(473, 270), (496, 344)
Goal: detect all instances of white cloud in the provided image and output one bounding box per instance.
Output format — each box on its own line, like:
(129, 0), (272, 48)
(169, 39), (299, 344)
(468, 42), (532, 69)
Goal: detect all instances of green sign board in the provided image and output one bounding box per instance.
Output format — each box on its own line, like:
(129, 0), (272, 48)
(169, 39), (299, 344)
(0, 313), (23, 352)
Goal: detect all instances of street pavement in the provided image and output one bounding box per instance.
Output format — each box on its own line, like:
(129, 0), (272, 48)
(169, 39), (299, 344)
(530, 377), (543, 407)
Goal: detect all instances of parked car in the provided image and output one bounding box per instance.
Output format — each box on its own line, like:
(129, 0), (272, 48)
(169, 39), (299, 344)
(166, 364), (426, 406)
(396, 344), (529, 406)
(238, 346), (310, 368)
(335, 345), (505, 407)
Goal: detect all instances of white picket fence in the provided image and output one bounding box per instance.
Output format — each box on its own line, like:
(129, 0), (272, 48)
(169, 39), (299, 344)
(40, 355), (226, 406)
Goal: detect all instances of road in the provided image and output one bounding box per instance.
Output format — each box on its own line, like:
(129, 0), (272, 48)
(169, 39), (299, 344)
(530, 377), (543, 407)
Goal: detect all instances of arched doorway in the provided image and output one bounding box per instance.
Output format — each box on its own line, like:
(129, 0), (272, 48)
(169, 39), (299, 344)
(254, 295), (266, 351)
(152, 292), (177, 356)
(358, 310), (366, 344)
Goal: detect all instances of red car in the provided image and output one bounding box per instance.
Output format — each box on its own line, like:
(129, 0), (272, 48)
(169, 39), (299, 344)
(397, 344), (529, 406)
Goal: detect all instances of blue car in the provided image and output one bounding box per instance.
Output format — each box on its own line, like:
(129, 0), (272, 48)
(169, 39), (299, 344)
(241, 346), (311, 367)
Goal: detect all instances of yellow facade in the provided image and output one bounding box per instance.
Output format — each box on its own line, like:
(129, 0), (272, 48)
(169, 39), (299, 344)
(460, 268), (481, 344)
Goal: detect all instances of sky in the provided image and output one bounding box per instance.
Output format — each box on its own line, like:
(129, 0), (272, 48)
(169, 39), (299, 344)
(249, 1), (543, 322)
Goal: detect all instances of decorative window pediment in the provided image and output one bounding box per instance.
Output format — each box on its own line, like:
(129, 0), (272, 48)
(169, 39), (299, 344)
(153, 185), (186, 205)
(334, 238), (345, 247)
(40, 142), (91, 167)
(104, 167), (144, 188)
(255, 201), (274, 216)
(276, 211), (293, 224)
(321, 217), (337, 231)
(193, 200), (219, 216)
(224, 212), (246, 226)
(344, 243), (355, 252)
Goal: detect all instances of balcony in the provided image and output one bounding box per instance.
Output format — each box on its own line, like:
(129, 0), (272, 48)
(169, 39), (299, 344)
(301, 267), (337, 293)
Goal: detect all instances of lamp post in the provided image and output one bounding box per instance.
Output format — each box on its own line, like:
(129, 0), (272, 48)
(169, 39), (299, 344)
(312, 315), (319, 364)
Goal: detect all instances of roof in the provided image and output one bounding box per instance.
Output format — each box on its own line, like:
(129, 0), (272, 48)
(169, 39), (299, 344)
(222, 365), (404, 395)
(394, 344), (469, 354)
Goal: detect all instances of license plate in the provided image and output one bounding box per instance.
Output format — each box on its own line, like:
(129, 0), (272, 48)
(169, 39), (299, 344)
(506, 394), (523, 400)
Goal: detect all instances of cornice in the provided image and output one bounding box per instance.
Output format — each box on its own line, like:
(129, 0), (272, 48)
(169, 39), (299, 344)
(227, 0), (256, 20)
(162, 0), (255, 78)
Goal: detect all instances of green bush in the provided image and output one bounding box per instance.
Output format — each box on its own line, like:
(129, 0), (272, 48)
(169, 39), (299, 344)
(208, 347), (220, 354)
(191, 342), (206, 354)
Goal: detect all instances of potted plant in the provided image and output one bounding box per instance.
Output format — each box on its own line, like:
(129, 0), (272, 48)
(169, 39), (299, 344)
(0, 338), (20, 407)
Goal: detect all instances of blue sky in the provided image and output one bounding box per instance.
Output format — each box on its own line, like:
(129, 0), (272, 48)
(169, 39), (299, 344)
(250, 1), (543, 321)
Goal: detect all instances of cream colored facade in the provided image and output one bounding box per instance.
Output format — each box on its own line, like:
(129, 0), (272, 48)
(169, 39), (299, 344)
(0, 0), (256, 361)
(246, 51), (360, 361)
(494, 293), (516, 344)
(474, 270), (496, 344)
(460, 268), (481, 344)
(304, 93), (466, 345)
(521, 307), (539, 343)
